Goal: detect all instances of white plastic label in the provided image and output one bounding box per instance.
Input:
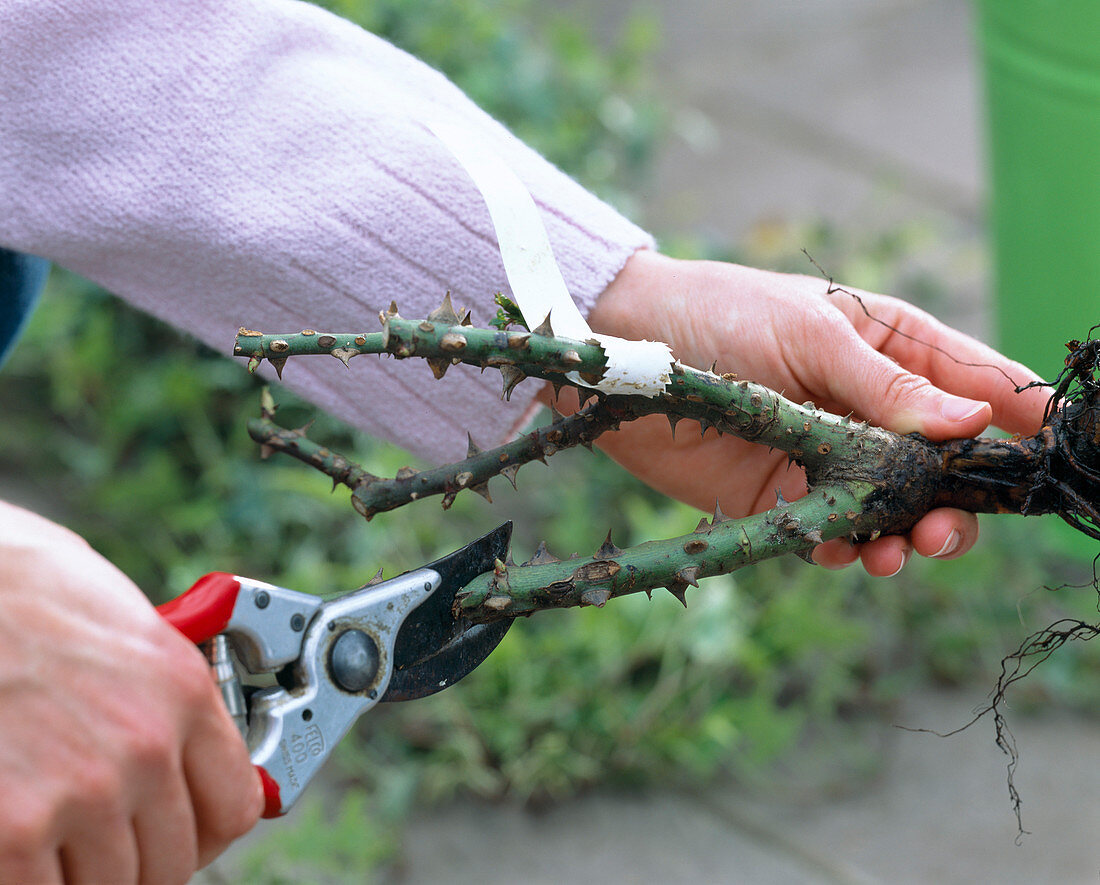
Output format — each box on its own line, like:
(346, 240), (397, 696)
(425, 118), (672, 396)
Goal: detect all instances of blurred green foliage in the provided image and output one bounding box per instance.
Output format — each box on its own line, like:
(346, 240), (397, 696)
(3, 2), (1100, 882)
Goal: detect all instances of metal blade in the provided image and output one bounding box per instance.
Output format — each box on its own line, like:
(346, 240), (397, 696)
(381, 522), (512, 702)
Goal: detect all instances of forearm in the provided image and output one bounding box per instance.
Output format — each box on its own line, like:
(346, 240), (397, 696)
(0, 0), (652, 463)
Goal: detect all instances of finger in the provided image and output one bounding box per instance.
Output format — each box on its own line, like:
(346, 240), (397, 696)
(0, 850), (63, 885)
(812, 538), (859, 570)
(58, 814), (139, 885)
(183, 706), (263, 867)
(829, 289), (1049, 435)
(811, 324), (994, 440)
(859, 535), (912, 577)
(910, 509), (979, 560)
(133, 764), (198, 885)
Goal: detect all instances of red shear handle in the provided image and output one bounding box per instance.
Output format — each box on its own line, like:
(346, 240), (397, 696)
(158, 573), (286, 815)
(157, 572), (241, 644)
(256, 767), (284, 818)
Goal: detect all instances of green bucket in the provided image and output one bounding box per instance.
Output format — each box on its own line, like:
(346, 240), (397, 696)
(978, 1), (1100, 557)
(979, 0), (1100, 368)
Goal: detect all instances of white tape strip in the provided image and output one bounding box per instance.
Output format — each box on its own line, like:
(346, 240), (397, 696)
(425, 118), (672, 397)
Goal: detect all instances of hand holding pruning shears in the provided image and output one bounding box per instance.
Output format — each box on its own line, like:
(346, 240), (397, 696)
(157, 523), (514, 817)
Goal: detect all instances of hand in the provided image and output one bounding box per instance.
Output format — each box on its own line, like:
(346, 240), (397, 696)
(584, 250), (1050, 577)
(0, 502), (262, 884)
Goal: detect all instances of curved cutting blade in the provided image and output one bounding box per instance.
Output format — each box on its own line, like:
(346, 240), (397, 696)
(382, 522), (512, 702)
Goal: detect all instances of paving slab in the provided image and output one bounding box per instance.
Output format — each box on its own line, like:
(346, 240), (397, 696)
(575, 0), (983, 238)
(714, 690), (1100, 884)
(399, 791), (836, 885)
(393, 690), (1100, 885)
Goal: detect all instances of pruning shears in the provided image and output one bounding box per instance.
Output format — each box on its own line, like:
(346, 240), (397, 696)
(156, 522), (513, 817)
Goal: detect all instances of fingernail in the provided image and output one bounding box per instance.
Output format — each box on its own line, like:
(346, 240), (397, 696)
(930, 529), (961, 559)
(939, 395), (986, 423)
(885, 548), (911, 578)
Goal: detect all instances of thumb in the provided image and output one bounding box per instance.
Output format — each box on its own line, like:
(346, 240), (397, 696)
(825, 342), (992, 440)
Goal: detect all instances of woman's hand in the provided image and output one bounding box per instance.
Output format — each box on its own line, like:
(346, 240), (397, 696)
(584, 250), (1050, 577)
(0, 502), (263, 884)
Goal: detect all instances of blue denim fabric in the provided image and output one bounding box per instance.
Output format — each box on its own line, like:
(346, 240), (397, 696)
(0, 248), (50, 368)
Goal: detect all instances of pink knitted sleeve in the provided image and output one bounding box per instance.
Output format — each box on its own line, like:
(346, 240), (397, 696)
(0, 0), (654, 463)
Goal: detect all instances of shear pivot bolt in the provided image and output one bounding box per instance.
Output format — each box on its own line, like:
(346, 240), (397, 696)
(329, 629), (380, 693)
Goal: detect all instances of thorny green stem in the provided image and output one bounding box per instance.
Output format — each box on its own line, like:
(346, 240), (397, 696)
(234, 298), (1097, 623)
(249, 394), (673, 520)
(457, 483), (875, 618)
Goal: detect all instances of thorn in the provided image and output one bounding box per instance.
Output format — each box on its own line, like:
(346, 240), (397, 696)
(698, 418), (712, 437)
(292, 420), (315, 437)
(501, 463), (520, 489)
(667, 414), (680, 438)
(712, 501), (728, 524)
(525, 541), (560, 566)
(804, 529), (824, 546)
(471, 482), (492, 502)
(595, 530), (622, 560)
(581, 587), (611, 608)
(709, 360), (719, 374)
(466, 432), (482, 459)
(562, 349), (583, 367)
(550, 381), (563, 399)
(644, 589), (653, 600)
(460, 310), (473, 327)
(794, 549), (816, 564)
(666, 582), (689, 607)
(533, 312), (555, 337)
(508, 332), (531, 350)
(427, 292), (461, 326)
(500, 366), (525, 401)
(268, 356), (288, 379)
(549, 401), (565, 422)
(677, 566), (701, 587)
(259, 443), (276, 460)
(694, 517), (710, 533)
(775, 488), (789, 507)
(364, 567), (385, 587)
(330, 346), (359, 367)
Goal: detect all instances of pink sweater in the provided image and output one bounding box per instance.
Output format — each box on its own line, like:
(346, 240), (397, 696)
(0, 0), (653, 463)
